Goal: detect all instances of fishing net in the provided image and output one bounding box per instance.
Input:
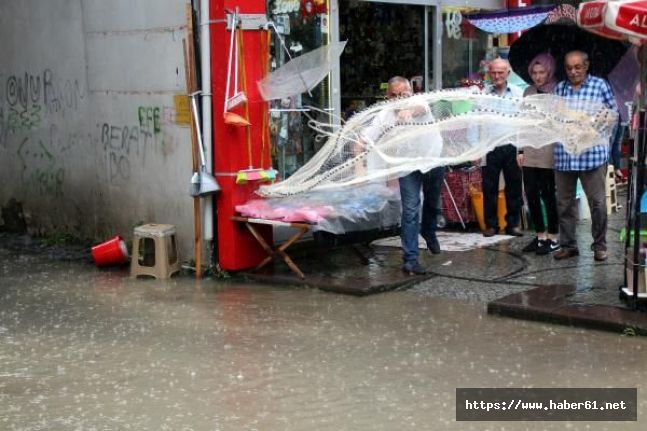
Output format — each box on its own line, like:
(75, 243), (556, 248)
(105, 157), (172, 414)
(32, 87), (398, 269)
(258, 90), (618, 198)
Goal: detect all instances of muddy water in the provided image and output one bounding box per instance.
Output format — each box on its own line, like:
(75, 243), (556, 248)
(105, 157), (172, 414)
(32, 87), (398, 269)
(1, 249), (646, 430)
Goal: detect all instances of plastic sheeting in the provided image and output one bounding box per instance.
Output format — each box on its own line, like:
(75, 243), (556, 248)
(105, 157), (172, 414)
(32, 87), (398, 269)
(236, 183), (400, 234)
(258, 90), (618, 198)
(237, 90), (617, 234)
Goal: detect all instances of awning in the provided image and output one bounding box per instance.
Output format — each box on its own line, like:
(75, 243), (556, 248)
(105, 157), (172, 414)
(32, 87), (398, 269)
(464, 5), (555, 34)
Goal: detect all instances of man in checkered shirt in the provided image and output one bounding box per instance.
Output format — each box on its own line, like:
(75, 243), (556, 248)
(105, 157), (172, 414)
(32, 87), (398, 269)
(553, 50), (619, 262)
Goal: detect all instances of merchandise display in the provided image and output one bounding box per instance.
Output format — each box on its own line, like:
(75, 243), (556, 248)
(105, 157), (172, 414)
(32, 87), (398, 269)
(236, 183), (400, 234)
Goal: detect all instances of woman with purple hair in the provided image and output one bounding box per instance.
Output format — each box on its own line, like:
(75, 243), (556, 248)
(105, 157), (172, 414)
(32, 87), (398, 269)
(517, 53), (561, 255)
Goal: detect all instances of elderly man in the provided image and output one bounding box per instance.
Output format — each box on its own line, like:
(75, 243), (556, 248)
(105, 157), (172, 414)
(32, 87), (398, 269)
(362, 76), (444, 275)
(481, 58), (524, 237)
(553, 50), (618, 261)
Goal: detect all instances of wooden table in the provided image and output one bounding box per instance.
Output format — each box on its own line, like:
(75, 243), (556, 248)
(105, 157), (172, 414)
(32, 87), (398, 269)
(232, 216), (312, 279)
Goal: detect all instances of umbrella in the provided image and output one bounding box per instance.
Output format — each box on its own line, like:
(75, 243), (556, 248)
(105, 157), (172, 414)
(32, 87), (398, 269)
(509, 23), (629, 84)
(464, 5), (555, 34)
(608, 45), (640, 122)
(257, 40), (347, 101)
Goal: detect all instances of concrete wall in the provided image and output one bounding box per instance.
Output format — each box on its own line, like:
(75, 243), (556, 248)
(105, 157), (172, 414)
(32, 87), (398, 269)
(0, 0), (195, 257)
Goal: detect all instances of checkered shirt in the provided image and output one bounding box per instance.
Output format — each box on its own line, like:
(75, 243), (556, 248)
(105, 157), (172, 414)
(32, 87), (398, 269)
(553, 75), (618, 171)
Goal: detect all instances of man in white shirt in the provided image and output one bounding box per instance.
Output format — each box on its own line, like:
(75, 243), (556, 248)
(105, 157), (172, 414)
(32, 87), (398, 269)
(481, 58), (524, 238)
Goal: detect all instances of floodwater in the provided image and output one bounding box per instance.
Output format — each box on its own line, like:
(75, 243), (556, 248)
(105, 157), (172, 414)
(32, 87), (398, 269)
(1, 247), (647, 430)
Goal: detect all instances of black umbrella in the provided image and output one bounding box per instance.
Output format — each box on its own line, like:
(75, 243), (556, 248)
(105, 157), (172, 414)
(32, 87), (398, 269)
(509, 23), (629, 84)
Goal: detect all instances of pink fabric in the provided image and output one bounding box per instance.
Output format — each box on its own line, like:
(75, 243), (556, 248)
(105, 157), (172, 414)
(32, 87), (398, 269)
(236, 201), (334, 223)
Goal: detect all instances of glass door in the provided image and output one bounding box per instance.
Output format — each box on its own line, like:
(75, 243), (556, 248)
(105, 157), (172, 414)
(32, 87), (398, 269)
(337, 0), (433, 118)
(266, 0), (333, 178)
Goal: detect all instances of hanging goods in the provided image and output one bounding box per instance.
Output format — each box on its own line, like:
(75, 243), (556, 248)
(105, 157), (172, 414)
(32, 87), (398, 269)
(257, 37), (347, 101)
(190, 91), (221, 196)
(235, 27), (276, 184)
(223, 11), (249, 126)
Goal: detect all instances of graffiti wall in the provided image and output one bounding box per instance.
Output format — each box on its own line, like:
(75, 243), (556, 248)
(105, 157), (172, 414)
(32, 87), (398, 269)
(0, 0), (194, 256)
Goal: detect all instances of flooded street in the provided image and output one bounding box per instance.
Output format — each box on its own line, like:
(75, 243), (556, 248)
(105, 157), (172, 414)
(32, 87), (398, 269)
(1, 244), (647, 430)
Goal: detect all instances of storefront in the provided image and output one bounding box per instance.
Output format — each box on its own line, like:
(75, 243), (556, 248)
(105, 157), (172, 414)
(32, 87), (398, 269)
(215, 0), (508, 271)
(266, 0), (504, 177)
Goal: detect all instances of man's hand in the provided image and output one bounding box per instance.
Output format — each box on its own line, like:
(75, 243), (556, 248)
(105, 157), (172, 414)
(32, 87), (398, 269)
(516, 153), (524, 168)
(396, 105), (428, 122)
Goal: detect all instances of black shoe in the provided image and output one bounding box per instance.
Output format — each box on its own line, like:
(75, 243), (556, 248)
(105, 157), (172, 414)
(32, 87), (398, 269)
(483, 228), (497, 237)
(536, 240), (560, 256)
(522, 237), (540, 253)
(401, 262), (427, 275)
(426, 236), (441, 255)
(505, 226), (524, 237)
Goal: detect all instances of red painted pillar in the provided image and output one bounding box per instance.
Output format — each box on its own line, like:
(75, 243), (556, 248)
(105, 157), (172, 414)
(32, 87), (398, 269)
(211, 0), (272, 270)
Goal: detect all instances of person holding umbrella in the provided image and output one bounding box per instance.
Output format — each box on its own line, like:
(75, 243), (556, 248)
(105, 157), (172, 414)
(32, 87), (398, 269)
(518, 53), (561, 255)
(552, 50), (619, 261)
(481, 58), (524, 238)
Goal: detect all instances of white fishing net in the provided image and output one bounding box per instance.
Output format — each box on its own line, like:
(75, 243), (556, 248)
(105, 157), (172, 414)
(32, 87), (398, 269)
(257, 90), (618, 198)
(235, 90), (618, 234)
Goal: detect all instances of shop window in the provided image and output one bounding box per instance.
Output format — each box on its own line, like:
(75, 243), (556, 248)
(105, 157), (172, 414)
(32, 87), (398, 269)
(267, 0), (332, 179)
(441, 10), (489, 88)
(339, 1), (425, 117)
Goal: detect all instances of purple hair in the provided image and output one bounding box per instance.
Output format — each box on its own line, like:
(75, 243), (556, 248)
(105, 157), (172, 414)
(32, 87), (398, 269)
(527, 53), (557, 93)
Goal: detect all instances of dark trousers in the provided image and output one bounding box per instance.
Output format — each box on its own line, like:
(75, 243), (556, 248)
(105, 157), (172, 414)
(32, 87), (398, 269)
(482, 144), (522, 230)
(554, 165), (608, 251)
(522, 167), (559, 234)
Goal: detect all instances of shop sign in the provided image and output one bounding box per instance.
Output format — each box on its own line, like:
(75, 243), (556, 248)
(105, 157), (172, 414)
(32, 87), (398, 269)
(272, 0), (300, 15)
(445, 11), (463, 40)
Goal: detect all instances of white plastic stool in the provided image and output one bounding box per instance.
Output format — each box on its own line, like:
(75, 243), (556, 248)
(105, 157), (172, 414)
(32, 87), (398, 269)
(130, 223), (180, 279)
(606, 165), (618, 214)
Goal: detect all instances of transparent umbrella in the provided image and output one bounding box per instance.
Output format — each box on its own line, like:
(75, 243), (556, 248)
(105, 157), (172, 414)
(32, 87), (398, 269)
(257, 41), (347, 101)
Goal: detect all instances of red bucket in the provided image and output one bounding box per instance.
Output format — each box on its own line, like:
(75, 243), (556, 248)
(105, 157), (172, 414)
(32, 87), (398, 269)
(91, 235), (128, 267)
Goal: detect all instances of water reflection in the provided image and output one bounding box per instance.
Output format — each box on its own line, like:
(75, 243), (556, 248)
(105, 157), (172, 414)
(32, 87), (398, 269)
(0, 251), (646, 430)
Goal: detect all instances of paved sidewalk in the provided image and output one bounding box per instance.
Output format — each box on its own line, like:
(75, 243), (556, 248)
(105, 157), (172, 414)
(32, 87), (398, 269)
(244, 192), (647, 334)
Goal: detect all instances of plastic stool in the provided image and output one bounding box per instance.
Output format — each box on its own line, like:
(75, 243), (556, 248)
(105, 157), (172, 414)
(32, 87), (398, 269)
(130, 223), (180, 279)
(606, 165), (618, 214)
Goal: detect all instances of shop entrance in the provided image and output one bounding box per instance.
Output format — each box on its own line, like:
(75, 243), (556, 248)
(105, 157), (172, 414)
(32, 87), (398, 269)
(338, 0), (429, 118)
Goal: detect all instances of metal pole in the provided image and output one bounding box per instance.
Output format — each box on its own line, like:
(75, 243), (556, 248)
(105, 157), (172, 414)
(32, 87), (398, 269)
(631, 109), (647, 308)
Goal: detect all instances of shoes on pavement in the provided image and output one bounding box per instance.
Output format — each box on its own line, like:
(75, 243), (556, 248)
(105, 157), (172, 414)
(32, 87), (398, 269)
(426, 236), (441, 254)
(505, 226), (524, 237)
(401, 261), (428, 275)
(594, 250), (608, 261)
(554, 248), (579, 260)
(483, 228), (497, 237)
(536, 240), (561, 256)
(522, 237), (540, 253)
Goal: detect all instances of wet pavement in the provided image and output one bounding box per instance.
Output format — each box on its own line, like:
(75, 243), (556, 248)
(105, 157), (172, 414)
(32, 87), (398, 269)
(2, 217), (647, 429)
(247, 202), (644, 332)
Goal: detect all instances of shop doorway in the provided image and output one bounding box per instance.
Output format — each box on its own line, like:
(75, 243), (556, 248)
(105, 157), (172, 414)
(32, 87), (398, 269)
(338, 0), (428, 119)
